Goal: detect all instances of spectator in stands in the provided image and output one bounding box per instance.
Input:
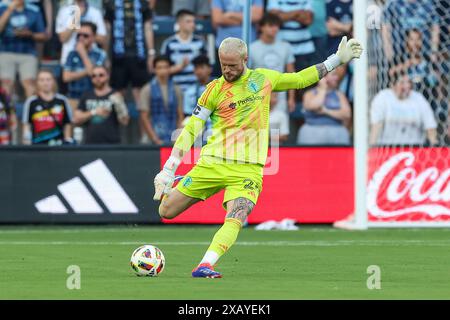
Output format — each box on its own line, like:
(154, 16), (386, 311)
(249, 12), (296, 113)
(389, 28), (449, 144)
(183, 55), (213, 117)
(26, 0), (52, 59)
(297, 71), (351, 145)
(389, 29), (439, 100)
(62, 22), (108, 112)
(104, 0), (155, 143)
(56, 0), (107, 66)
(73, 66), (129, 144)
(182, 55), (213, 144)
(381, 0), (440, 65)
(267, 0), (316, 144)
(211, 0), (263, 75)
(104, 0), (155, 96)
(269, 92), (289, 144)
(335, 61), (354, 108)
(308, 0), (328, 62)
(26, 0), (52, 38)
(370, 71), (438, 146)
(0, 87), (16, 145)
(326, 0), (353, 56)
(326, 1), (354, 106)
(267, 0), (315, 72)
(0, 0), (46, 97)
(161, 9), (207, 92)
(22, 70), (73, 145)
(172, 0), (211, 19)
(139, 56), (184, 145)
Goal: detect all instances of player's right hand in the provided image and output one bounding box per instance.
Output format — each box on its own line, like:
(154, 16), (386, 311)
(153, 156), (181, 201)
(153, 169), (175, 201)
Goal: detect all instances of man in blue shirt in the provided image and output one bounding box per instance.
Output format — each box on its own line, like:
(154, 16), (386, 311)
(326, 0), (353, 56)
(267, 0), (316, 71)
(211, 0), (263, 75)
(138, 56), (184, 145)
(0, 0), (46, 97)
(62, 22), (108, 113)
(160, 9), (207, 91)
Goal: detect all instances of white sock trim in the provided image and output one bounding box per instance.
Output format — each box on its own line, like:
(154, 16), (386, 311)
(200, 251), (219, 266)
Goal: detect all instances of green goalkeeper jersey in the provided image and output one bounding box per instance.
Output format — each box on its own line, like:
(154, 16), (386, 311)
(175, 66), (319, 166)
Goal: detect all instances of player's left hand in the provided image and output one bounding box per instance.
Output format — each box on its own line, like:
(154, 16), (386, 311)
(336, 36), (363, 64)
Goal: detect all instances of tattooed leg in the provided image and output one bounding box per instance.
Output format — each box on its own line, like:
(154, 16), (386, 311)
(195, 198), (255, 270)
(225, 197), (255, 224)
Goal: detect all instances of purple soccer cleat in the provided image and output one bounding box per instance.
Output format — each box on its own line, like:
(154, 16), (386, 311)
(191, 263), (222, 278)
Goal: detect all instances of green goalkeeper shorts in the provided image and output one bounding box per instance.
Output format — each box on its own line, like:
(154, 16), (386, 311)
(176, 156), (264, 210)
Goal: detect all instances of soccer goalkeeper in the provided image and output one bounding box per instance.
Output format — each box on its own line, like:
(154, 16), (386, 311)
(154, 36), (363, 278)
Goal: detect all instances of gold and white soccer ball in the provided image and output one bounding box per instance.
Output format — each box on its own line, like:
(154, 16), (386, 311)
(130, 245), (165, 277)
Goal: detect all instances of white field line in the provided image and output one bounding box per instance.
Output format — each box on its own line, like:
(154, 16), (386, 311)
(0, 240), (450, 246)
(1, 227), (449, 234)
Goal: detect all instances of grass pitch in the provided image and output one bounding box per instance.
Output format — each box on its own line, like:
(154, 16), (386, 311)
(0, 225), (449, 299)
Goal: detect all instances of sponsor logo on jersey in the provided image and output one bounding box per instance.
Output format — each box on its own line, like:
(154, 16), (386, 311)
(236, 95), (264, 107)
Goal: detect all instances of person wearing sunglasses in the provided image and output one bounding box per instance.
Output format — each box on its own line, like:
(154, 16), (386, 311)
(73, 66), (129, 144)
(62, 22), (108, 114)
(55, 0), (107, 67)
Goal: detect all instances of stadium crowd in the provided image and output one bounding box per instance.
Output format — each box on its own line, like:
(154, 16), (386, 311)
(0, 0), (448, 146)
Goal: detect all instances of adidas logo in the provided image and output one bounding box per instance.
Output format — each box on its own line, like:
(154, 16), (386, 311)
(35, 159), (138, 214)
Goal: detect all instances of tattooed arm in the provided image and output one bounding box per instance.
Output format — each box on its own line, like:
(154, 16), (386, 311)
(315, 63), (329, 80)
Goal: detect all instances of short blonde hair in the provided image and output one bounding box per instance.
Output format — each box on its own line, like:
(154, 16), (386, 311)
(218, 37), (248, 58)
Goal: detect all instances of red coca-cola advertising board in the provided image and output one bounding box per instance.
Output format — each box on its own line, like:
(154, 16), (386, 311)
(160, 147), (450, 224)
(367, 147), (450, 223)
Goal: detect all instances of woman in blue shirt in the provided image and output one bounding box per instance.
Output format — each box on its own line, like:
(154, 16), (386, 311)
(297, 68), (352, 145)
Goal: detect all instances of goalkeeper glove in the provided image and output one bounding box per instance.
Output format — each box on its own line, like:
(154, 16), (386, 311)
(324, 36), (363, 72)
(153, 156), (181, 201)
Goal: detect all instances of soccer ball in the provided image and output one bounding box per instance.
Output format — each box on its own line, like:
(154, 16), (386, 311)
(130, 245), (165, 277)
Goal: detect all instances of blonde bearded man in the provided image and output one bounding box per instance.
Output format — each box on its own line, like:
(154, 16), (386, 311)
(154, 36), (363, 278)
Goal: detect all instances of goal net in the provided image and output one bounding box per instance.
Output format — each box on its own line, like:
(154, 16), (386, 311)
(336, 0), (450, 228)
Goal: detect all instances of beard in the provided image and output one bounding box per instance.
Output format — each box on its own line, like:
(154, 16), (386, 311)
(223, 70), (244, 82)
(93, 81), (107, 89)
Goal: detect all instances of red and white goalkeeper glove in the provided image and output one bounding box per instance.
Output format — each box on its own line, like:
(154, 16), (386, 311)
(153, 156), (181, 201)
(324, 36), (364, 72)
